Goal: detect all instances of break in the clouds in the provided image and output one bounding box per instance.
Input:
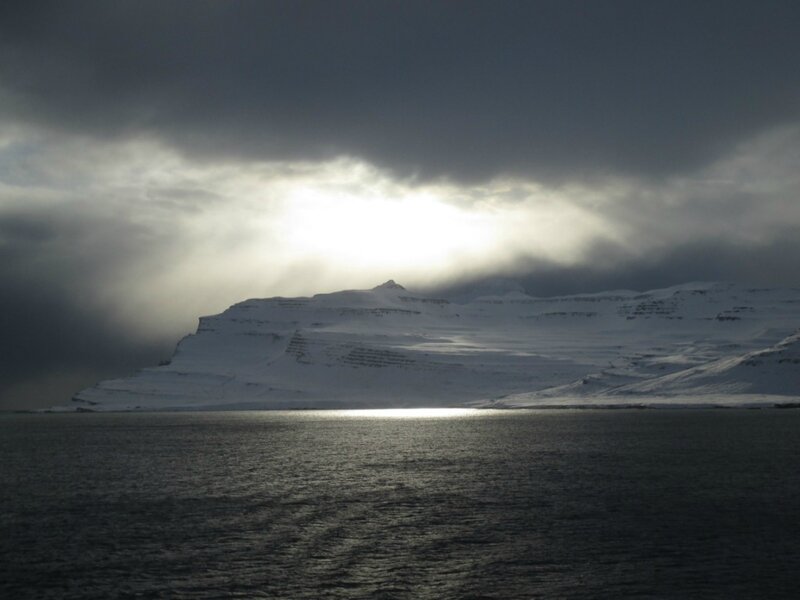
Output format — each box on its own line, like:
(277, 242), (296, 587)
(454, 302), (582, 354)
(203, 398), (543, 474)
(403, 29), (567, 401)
(1, 1), (800, 408)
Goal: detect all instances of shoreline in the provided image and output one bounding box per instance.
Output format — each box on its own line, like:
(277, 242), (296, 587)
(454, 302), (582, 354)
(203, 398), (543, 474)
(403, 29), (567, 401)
(8, 399), (800, 414)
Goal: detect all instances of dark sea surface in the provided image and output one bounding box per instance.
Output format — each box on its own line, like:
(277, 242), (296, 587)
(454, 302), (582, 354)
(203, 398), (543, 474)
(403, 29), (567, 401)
(2, 409), (800, 599)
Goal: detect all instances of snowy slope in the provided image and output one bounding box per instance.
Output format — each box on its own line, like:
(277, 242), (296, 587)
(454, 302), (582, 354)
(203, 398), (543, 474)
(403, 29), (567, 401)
(609, 331), (800, 396)
(71, 281), (800, 410)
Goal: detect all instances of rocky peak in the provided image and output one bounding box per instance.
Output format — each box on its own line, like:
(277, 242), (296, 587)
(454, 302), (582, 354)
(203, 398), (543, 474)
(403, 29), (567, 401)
(373, 279), (405, 291)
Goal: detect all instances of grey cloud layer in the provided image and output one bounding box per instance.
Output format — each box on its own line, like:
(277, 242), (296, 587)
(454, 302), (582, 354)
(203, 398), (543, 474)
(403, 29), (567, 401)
(432, 233), (800, 300)
(2, 1), (800, 182)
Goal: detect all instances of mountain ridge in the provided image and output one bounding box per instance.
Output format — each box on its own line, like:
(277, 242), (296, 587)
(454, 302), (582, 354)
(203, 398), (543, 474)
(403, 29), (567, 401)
(68, 280), (800, 411)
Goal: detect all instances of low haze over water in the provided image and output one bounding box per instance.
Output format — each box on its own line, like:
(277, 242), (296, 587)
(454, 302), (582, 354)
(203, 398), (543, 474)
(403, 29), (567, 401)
(3, 409), (800, 598)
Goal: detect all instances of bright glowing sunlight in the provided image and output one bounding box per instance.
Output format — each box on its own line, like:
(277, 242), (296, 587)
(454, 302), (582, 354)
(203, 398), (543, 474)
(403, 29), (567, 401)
(279, 184), (498, 270)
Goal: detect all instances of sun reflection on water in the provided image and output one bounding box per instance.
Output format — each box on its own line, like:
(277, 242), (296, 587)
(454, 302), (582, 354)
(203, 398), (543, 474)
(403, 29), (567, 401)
(336, 408), (479, 419)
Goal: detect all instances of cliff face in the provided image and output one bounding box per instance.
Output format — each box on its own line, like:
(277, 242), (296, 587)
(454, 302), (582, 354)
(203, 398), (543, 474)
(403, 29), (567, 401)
(72, 281), (800, 410)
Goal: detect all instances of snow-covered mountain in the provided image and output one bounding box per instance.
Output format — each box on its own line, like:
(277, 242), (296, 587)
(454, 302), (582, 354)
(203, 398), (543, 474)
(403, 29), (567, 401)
(71, 280), (800, 410)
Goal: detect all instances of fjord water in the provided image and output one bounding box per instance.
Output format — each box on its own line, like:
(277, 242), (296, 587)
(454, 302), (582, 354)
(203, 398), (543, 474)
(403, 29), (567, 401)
(3, 410), (800, 598)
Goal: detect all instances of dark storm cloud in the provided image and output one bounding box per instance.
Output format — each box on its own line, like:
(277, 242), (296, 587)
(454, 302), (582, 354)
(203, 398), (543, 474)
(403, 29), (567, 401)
(0, 213), (55, 245)
(0, 262), (167, 410)
(1, 1), (799, 182)
(0, 205), (173, 409)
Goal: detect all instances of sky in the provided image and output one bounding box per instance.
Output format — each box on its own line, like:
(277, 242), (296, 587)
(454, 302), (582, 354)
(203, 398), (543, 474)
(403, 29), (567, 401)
(1, 1), (800, 409)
